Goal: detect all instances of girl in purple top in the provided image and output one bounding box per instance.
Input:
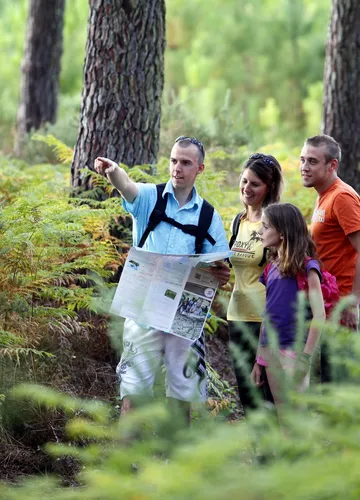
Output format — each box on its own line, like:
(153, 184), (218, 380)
(250, 203), (325, 411)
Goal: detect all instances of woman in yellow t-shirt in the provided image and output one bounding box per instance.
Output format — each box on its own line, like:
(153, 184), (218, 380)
(227, 153), (283, 413)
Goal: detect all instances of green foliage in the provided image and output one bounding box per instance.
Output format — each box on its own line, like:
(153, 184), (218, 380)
(3, 318), (360, 500)
(303, 81), (324, 134)
(0, 1), (27, 128)
(206, 363), (237, 404)
(0, 0), (87, 153)
(60, 1), (88, 97)
(160, 90), (249, 156)
(165, 0), (331, 145)
(0, 0), (332, 154)
(31, 134), (74, 164)
(0, 149), (125, 389)
(12, 384), (110, 424)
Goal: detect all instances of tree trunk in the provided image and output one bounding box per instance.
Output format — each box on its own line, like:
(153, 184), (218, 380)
(322, 0), (360, 192)
(71, 0), (166, 191)
(14, 0), (65, 155)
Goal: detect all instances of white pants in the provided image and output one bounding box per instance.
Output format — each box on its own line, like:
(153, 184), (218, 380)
(117, 319), (207, 402)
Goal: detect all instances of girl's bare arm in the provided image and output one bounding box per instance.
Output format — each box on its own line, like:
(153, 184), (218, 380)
(303, 269), (325, 356)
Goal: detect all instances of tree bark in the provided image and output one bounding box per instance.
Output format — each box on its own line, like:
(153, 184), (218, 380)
(322, 0), (360, 192)
(14, 0), (65, 155)
(71, 0), (166, 191)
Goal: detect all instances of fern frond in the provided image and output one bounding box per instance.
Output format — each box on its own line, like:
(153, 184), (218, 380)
(0, 347), (54, 362)
(206, 362), (237, 400)
(0, 330), (25, 347)
(31, 134), (73, 164)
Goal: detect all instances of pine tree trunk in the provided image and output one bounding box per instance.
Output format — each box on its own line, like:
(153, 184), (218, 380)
(322, 0), (360, 192)
(14, 0), (65, 155)
(71, 0), (166, 191)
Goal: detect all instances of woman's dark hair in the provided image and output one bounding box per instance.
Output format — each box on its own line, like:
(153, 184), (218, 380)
(241, 153), (283, 208)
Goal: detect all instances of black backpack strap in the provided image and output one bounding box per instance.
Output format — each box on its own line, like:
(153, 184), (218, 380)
(229, 211), (245, 250)
(194, 199), (215, 254)
(228, 211), (268, 268)
(138, 184), (215, 253)
(138, 183), (167, 248)
(227, 211), (245, 268)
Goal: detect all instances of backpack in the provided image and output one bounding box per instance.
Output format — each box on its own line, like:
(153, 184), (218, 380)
(263, 257), (339, 318)
(229, 211), (267, 267)
(138, 183), (216, 254)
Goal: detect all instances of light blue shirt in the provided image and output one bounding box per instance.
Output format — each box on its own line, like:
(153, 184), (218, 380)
(122, 180), (228, 255)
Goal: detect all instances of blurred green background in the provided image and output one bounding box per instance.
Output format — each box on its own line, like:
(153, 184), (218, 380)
(0, 0), (330, 155)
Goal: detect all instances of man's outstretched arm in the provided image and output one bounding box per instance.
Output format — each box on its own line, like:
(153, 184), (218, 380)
(94, 157), (138, 203)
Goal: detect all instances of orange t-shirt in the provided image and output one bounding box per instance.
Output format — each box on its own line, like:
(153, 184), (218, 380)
(311, 178), (360, 296)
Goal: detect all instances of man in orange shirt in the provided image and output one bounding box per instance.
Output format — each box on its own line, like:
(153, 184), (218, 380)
(300, 135), (360, 378)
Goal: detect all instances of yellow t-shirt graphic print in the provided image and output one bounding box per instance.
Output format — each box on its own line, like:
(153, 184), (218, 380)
(227, 218), (266, 322)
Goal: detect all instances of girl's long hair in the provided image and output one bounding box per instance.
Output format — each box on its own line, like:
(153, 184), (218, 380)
(264, 203), (317, 276)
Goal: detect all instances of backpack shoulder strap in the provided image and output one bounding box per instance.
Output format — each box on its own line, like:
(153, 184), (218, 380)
(195, 199), (215, 254)
(296, 271), (308, 292)
(138, 183), (167, 248)
(263, 262), (272, 284)
(229, 211), (245, 249)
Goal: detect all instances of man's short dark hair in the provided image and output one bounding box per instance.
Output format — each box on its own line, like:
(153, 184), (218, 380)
(305, 134), (342, 164)
(174, 136), (205, 164)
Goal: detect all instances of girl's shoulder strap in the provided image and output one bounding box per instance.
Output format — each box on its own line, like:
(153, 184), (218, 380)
(263, 262), (272, 283)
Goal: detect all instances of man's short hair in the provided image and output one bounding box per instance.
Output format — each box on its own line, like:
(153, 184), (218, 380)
(174, 136), (205, 164)
(305, 134), (342, 164)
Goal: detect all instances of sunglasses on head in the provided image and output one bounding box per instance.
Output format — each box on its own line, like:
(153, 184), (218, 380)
(249, 153), (276, 168)
(175, 135), (205, 159)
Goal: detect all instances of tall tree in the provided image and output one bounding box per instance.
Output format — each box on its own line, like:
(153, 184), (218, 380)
(14, 0), (65, 155)
(322, 0), (360, 192)
(71, 0), (166, 190)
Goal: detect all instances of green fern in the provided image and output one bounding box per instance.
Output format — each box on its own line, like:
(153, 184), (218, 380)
(206, 362), (237, 401)
(0, 347), (54, 362)
(31, 134), (73, 164)
(0, 330), (25, 347)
